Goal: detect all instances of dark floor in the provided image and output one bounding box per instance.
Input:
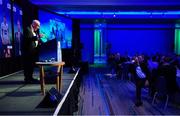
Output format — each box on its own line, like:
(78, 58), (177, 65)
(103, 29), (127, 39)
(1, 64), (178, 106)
(0, 68), (76, 115)
(75, 65), (180, 115)
(1, 65), (180, 115)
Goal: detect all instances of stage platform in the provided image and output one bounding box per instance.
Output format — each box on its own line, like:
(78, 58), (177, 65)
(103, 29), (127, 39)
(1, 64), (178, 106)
(0, 67), (80, 115)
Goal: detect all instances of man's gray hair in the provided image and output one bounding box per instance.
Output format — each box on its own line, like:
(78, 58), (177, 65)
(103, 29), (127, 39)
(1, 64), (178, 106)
(32, 19), (40, 26)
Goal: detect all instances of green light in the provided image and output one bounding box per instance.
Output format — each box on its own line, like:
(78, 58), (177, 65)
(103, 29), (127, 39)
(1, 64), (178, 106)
(94, 30), (97, 55)
(175, 29), (180, 55)
(94, 30), (100, 56)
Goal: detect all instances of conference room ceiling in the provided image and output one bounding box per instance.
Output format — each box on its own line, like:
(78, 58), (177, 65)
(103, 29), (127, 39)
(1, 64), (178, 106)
(29, 0), (180, 23)
(29, 0), (180, 11)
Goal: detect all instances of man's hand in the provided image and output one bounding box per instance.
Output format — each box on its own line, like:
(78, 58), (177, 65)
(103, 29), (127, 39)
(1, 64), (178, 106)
(39, 33), (44, 38)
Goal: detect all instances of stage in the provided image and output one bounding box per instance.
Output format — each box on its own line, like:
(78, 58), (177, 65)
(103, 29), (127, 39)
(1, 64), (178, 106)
(0, 67), (80, 115)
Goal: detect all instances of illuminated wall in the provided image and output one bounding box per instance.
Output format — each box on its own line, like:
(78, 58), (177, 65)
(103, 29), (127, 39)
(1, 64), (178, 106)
(106, 24), (174, 56)
(80, 23), (174, 64)
(80, 28), (94, 63)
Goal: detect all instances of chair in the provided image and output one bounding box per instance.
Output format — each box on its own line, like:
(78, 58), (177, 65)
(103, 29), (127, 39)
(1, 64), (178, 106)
(121, 62), (130, 80)
(149, 69), (158, 96)
(152, 76), (169, 110)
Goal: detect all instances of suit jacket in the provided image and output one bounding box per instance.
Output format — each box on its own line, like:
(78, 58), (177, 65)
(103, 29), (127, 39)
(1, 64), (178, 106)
(158, 63), (178, 94)
(22, 26), (39, 57)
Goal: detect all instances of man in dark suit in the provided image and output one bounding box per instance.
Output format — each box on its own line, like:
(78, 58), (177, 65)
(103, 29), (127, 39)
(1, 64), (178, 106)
(22, 20), (42, 83)
(132, 55), (150, 107)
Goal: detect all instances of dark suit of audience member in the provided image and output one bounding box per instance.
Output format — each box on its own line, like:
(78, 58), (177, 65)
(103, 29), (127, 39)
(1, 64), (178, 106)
(167, 64), (179, 94)
(132, 56), (150, 107)
(22, 20), (41, 83)
(148, 56), (159, 96)
(158, 60), (179, 95)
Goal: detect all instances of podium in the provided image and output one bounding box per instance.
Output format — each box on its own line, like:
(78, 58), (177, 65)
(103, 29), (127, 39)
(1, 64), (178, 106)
(38, 38), (64, 95)
(39, 39), (62, 62)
